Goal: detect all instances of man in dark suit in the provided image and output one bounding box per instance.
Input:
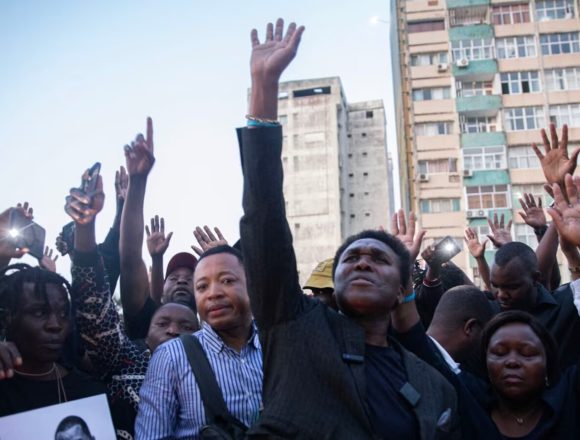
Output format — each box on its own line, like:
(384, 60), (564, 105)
(239, 18), (459, 439)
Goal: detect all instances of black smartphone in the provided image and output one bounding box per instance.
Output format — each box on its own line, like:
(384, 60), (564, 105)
(60, 221), (75, 256)
(9, 209), (46, 260)
(432, 236), (462, 264)
(82, 162), (101, 195)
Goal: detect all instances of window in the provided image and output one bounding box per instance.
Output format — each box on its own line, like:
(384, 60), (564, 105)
(412, 87), (451, 101)
(504, 107), (545, 131)
(410, 52), (448, 66)
(419, 198), (461, 213)
(293, 86), (331, 98)
(408, 20), (445, 33)
(501, 71), (541, 94)
(457, 81), (493, 97)
(512, 184), (550, 207)
(418, 158), (458, 174)
(366, 111), (374, 118)
(415, 121), (453, 136)
(508, 146), (541, 169)
(515, 224), (539, 248)
(466, 184), (510, 209)
(472, 225), (491, 244)
(452, 38), (494, 61)
(279, 114), (288, 125)
(540, 32), (580, 55)
(460, 116), (497, 133)
(463, 146), (507, 171)
(549, 104), (580, 127)
(535, 0), (574, 21)
(545, 67), (580, 91)
(496, 36), (537, 59)
(492, 3), (531, 25)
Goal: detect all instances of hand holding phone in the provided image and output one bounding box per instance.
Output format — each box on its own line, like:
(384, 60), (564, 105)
(65, 163), (105, 225)
(8, 208), (46, 260)
(422, 236), (461, 268)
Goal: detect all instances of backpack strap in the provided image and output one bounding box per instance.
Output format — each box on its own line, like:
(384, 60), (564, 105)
(179, 334), (234, 424)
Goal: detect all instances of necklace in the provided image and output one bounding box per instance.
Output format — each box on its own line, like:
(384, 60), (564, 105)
(14, 363), (56, 377)
(504, 404), (542, 425)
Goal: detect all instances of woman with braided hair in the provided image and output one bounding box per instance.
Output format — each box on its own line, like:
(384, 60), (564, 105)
(0, 263), (105, 416)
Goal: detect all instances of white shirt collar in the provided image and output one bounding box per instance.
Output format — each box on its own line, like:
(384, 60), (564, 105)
(428, 335), (461, 375)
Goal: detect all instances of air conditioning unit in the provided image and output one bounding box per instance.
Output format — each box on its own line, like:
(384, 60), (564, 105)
(456, 58), (469, 68)
(463, 169), (473, 177)
(467, 209), (487, 219)
(419, 173), (430, 182)
(437, 63), (449, 72)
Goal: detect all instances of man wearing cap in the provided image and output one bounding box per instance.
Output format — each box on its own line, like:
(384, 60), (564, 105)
(303, 258), (337, 310)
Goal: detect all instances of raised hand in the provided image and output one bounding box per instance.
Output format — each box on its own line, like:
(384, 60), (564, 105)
(391, 210), (426, 262)
(519, 193), (547, 229)
(145, 215), (173, 257)
(0, 206), (31, 261)
(464, 227), (488, 259)
(0, 341), (22, 380)
(40, 246), (59, 272)
(532, 124), (579, 188)
(548, 174), (580, 247)
(191, 226), (228, 257)
(115, 165), (129, 203)
(65, 173), (104, 225)
(124, 117), (155, 177)
(251, 18), (305, 84)
(487, 212), (512, 248)
(15, 202), (33, 220)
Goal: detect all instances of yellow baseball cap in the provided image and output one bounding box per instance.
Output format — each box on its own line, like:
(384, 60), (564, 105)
(303, 257), (334, 290)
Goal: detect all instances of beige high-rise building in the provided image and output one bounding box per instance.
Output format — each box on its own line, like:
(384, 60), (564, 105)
(391, 0), (580, 283)
(276, 77), (393, 285)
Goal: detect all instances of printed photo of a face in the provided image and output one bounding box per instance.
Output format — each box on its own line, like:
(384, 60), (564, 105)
(0, 395), (114, 440)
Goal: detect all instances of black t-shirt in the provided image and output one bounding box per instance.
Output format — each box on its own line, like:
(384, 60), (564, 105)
(365, 344), (420, 440)
(0, 368), (106, 416)
(124, 296), (158, 340)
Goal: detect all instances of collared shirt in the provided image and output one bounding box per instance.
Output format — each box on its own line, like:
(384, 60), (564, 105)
(135, 322), (262, 440)
(428, 336), (461, 375)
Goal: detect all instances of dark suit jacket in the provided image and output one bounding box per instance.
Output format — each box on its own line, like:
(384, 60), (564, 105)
(238, 126), (459, 440)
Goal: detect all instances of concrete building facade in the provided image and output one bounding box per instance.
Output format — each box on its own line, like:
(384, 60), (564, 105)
(391, 0), (580, 283)
(276, 77), (393, 284)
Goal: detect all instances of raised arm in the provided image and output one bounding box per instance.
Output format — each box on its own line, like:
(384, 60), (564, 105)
(0, 203), (34, 268)
(548, 174), (580, 248)
(119, 118), (156, 318)
(145, 215), (173, 305)
(519, 193), (560, 290)
(464, 227), (491, 291)
(65, 169), (135, 377)
(239, 19), (305, 329)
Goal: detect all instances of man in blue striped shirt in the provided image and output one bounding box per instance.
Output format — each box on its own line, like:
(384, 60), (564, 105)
(135, 245), (262, 439)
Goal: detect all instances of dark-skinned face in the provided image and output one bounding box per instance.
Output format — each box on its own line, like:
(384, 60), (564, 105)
(487, 323), (547, 402)
(491, 259), (537, 311)
(333, 238), (402, 318)
(146, 303), (199, 352)
(162, 267), (195, 308)
(194, 253), (251, 334)
(7, 282), (70, 365)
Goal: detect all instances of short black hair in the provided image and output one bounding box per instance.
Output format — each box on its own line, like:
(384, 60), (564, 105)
(55, 415), (92, 437)
(196, 245), (244, 266)
(0, 264), (71, 336)
(481, 310), (558, 384)
(332, 230), (411, 285)
(494, 242), (538, 272)
(430, 285), (494, 331)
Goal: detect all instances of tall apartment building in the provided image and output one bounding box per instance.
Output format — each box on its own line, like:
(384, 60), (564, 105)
(276, 77), (393, 284)
(391, 0), (580, 281)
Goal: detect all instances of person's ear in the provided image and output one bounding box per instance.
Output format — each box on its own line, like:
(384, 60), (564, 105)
(464, 318), (478, 337)
(531, 270), (542, 284)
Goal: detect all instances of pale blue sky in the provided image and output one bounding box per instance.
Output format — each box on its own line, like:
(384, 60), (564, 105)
(0, 1), (396, 275)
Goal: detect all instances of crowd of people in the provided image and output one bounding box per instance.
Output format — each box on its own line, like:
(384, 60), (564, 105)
(1, 18), (580, 440)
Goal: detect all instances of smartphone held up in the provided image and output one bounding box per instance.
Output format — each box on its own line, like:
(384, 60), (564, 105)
(8, 208), (46, 260)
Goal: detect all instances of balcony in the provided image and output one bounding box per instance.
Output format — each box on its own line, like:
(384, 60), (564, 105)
(461, 131), (507, 147)
(447, 0), (489, 8)
(457, 95), (501, 116)
(449, 24), (493, 41)
(463, 169), (510, 186)
(452, 59), (497, 81)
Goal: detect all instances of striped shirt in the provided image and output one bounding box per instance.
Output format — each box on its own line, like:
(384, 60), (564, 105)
(135, 322), (262, 439)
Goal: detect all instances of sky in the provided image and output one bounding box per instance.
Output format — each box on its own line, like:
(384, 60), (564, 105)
(0, 1), (397, 278)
